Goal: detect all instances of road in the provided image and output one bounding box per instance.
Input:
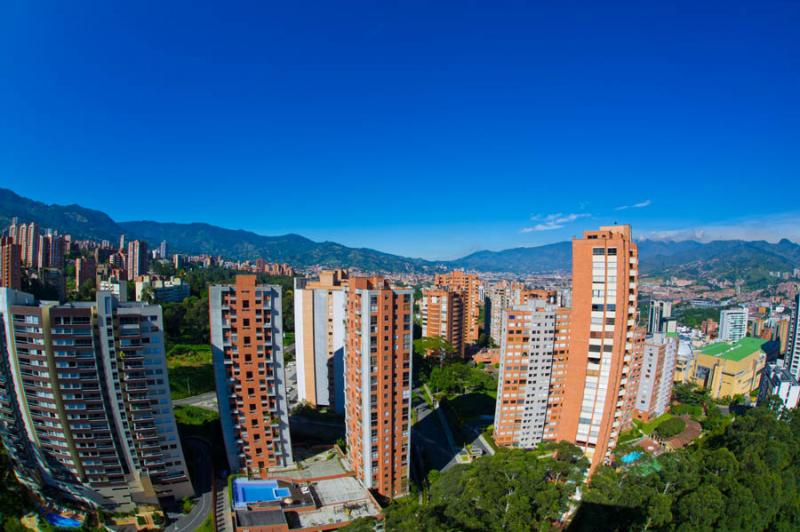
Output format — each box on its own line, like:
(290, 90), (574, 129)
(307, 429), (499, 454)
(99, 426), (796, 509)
(165, 437), (214, 532)
(411, 394), (459, 475)
(174, 391), (218, 411)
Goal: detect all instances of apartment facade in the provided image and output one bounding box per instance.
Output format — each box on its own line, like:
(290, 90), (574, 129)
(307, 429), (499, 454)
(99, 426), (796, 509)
(210, 275), (293, 478)
(719, 308), (749, 343)
(548, 225), (643, 470)
(647, 300), (672, 334)
(758, 362), (800, 410)
(434, 271), (482, 347)
(127, 240), (149, 279)
(294, 270), (348, 413)
(787, 294), (800, 381)
(690, 337), (766, 399)
(1, 236), (22, 289)
(0, 288), (192, 511)
(420, 288), (464, 356)
(344, 276), (412, 500)
(634, 333), (678, 421)
(493, 300), (564, 448)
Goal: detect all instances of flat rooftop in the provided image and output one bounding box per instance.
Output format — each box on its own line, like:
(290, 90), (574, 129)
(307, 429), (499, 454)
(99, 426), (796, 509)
(700, 337), (765, 362)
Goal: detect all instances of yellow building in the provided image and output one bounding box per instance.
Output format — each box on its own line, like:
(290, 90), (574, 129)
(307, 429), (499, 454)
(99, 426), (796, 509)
(690, 337), (766, 399)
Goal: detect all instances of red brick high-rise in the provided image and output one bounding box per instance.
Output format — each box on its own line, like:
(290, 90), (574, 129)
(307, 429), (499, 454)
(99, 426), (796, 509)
(0, 236), (21, 290)
(344, 276), (412, 499)
(434, 271), (482, 348)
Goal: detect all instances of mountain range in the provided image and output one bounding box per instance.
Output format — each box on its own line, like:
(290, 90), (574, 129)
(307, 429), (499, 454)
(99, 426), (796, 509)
(2, 187), (799, 283)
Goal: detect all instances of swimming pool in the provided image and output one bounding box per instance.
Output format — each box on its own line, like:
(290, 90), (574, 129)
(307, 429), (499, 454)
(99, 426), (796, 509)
(233, 478), (292, 509)
(619, 451), (643, 464)
(45, 513), (82, 528)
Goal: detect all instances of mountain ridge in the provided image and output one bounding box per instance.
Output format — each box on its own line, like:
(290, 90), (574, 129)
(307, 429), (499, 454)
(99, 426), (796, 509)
(2, 187), (799, 281)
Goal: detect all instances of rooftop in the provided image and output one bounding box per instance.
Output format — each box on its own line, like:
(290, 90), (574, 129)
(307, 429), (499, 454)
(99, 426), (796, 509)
(700, 337), (765, 362)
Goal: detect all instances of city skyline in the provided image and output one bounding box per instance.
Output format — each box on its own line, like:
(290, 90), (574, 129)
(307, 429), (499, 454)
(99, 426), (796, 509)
(3, 2), (800, 259)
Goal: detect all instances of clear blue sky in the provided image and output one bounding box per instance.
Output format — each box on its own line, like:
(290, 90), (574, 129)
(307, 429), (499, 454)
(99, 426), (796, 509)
(2, 1), (799, 259)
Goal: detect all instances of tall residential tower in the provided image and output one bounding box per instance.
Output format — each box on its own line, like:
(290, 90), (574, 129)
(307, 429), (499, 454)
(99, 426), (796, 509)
(210, 275), (293, 478)
(344, 277), (412, 499)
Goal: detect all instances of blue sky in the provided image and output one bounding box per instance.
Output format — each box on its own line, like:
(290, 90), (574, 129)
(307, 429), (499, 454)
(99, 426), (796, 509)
(2, 1), (799, 260)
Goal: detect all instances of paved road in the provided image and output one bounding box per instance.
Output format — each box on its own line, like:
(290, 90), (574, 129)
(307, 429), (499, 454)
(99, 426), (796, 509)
(174, 391), (218, 411)
(166, 437), (213, 531)
(411, 395), (459, 474)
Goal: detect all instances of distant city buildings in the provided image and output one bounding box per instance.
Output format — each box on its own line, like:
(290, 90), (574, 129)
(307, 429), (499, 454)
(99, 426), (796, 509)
(719, 307), (749, 342)
(344, 276), (412, 499)
(135, 275), (190, 303)
(0, 288), (193, 511)
(294, 269), (348, 413)
(127, 240), (149, 279)
(210, 275), (293, 478)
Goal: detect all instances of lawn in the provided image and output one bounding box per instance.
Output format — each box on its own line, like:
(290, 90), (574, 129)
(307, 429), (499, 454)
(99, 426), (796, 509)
(167, 343), (215, 399)
(174, 405), (219, 426)
(635, 412), (674, 435)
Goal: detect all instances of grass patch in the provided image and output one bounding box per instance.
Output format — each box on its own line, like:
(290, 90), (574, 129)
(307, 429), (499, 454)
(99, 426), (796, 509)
(195, 514), (214, 532)
(174, 405), (219, 426)
(167, 344), (215, 399)
(636, 412), (674, 435)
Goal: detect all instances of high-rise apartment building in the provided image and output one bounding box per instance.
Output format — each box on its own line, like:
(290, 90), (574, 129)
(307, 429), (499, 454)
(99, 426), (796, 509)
(38, 231), (66, 270)
(420, 288), (464, 356)
(1, 236), (22, 289)
(21, 222), (41, 268)
(647, 300), (672, 334)
(548, 225), (644, 471)
(719, 307), (749, 343)
(127, 240), (149, 279)
(294, 270), (348, 413)
(0, 288), (193, 511)
(434, 271), (482, 347)
(344, 276), (412, 500)
(786, 295), (800, 380)
(493, 300), (567, 448)
(634, 333), (678, 421)
(485, 281), (516, 345)
(210, 275), (293, 478)
(75, 257), (96, 289)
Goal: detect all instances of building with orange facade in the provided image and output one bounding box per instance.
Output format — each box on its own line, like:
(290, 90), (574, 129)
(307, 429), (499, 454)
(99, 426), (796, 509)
(493, 300), (566, 448)
(294, 269), (348, 413)
(434, 271), (482, 348)
(549, 225), (643, 470)
(492, 225), (644, 472)
(210, 275), (293, 478)
(1, 236), (21, 289)
(127, 240), (148, 279)
(420, 287), (464, 356)
(344, 276), (412, 500)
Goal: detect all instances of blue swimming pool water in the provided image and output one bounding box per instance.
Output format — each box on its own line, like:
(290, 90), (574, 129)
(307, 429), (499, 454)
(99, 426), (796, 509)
(620, 451), (643, 464)
(46, 513), (82, 528)
(233, 479), (291, 508)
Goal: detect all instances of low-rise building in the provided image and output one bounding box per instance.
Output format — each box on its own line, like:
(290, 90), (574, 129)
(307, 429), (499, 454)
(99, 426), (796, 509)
(135, 275), (190, 303)
(690, 337), (766, 399)
(231, 449), (382, 532)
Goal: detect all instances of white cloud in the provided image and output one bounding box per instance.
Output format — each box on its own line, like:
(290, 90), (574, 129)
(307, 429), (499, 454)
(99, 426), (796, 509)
(521, 212), (590, 232)
(640, 212), (800, 243)
(615, 199), (652, 211)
